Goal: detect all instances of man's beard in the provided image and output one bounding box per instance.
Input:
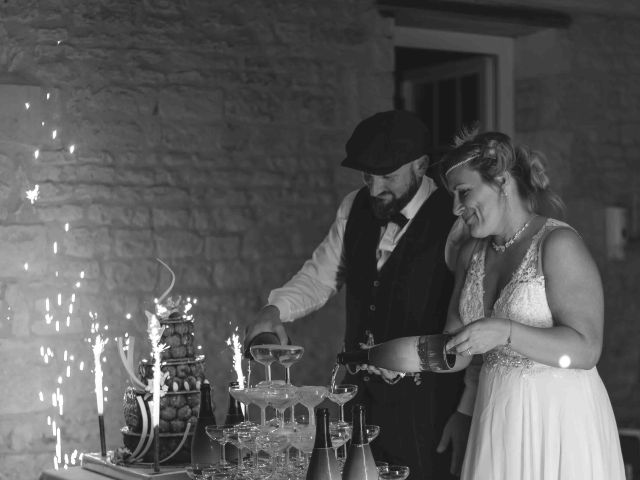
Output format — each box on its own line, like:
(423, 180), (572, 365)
(370, 174), (421, 221)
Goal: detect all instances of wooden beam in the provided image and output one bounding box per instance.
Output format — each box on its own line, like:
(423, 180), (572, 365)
(379, 1), (572, 37)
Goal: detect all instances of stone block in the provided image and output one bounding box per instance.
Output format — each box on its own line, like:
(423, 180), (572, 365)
(36, 205), (84, 224)
(151, 208), (190, 229)
(204, 235), (241, 260)
(157, 87), (223, 121)
(0, 225), (48, 277)
(113, 229), (154, 258)
(192, 206), (254, 234)
(62, 227), (111, 259)
(103, 259), (157, 292)
(155, 230), (203, 258)
(0, 85), (58, 146)
(87, 204), (151, 227)
(212, 261), (254, 291)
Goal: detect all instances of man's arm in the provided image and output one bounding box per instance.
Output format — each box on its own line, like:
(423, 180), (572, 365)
(245, 191), (357, 345)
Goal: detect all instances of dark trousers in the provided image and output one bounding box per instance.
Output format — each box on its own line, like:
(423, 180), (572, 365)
(344, 371), (463, 480)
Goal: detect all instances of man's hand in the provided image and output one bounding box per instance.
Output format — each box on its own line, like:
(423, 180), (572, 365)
(361, 364), (405, 384)
(436, 411), (472, 476)
(357, 342), (405, 384)
(244, 305), (288, 349)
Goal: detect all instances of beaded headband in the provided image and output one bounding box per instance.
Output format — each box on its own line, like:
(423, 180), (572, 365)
(444, 145), (498, 176)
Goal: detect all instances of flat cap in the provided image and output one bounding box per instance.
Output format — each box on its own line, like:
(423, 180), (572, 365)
(341, 110), (430, 175)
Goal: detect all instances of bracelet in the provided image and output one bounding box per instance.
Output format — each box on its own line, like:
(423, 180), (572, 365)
(506, 319), (512, 346)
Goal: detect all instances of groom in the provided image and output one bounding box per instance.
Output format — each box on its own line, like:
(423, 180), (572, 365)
(245, 110), (473, 479)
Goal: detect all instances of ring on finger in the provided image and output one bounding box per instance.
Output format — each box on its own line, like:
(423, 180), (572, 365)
(465, 347), (472, 356)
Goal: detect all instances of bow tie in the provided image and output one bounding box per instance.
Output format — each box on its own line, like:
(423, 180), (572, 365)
(377, 213), (408, 229)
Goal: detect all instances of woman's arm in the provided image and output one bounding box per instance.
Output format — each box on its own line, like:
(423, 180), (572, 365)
(510, 227), (603, 368)
(447, 227), (604, 370)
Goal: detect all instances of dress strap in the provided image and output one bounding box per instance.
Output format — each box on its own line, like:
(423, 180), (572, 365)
(535, 219), (579, 274)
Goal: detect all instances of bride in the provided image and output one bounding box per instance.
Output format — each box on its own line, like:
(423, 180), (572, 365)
(440, 130), (625, 479)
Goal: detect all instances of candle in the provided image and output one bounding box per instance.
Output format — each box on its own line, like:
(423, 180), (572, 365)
(92, 334), (108, 456)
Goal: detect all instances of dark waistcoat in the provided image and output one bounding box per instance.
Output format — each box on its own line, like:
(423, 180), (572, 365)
(343, 185), (456, 350)
(342, 185), (462, 480)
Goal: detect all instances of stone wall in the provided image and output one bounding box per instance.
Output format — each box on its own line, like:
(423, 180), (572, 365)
(1, 0), (640, 478)
(513, 10), (640, 426)
(0, 1), (393, 478)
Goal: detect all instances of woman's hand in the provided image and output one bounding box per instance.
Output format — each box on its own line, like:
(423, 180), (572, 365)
(445, 317), (510, 356)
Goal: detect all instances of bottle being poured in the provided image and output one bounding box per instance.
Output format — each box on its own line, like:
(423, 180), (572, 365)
(336, 333), (471, 374)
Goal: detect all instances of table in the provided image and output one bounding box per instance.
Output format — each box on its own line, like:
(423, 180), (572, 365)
(40, 455), (188, 480)
(40, 468), (110, 480)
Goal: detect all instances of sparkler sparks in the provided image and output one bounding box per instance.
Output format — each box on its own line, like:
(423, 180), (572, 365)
(146, 310), (167, 472)
(91, 333), (108, 415)
(26, 184), (40, 204)
(226, 328), (245, 389)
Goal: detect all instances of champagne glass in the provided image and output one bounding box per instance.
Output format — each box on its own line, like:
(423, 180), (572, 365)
(250, 344), (278, 386)
(223, 426), (244, 475)
(270, 345), (304, 384)
(376, 461), (390, 476)
(265, 385), (298, 427)
(229, 384), (251, 420)
(236, 423), (260, 478)
(365, 424), (380, 442)
(327, 384), (358, 421)
(290, 423), (315, 474)
(184, 465), (216, 480)
(296, 386), (328, 426)
(328, 420), (352, 449)
(329, 420), (352, 472)
(245, 387), (269, 425)
(256, 428), (290, 479)
(205, 425), (231, 466)
(379, 465), (410, 480)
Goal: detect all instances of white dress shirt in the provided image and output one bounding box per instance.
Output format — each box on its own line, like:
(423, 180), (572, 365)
(266, 176), (477, 414)
(269, 176), (438, 322)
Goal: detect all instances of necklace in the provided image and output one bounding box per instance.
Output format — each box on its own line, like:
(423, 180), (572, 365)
(491, 216), (535, 253)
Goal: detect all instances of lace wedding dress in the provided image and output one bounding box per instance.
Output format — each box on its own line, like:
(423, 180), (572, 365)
(459, 219), (625, 480)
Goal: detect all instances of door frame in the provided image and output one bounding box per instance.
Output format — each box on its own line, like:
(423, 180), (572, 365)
(394, 26), (514, 137)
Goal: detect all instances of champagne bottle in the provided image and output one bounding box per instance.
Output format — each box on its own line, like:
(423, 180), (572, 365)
(191, 382), (219, 465)
(336, 333), (470, 373)
(224, 381), (245, 425)
(306, 408), (340, 480)
(223, 381), (244, 462)
(341, 404), (377, 480)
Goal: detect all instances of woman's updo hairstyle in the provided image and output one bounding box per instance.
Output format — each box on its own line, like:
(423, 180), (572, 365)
(440, 126), (565, 218)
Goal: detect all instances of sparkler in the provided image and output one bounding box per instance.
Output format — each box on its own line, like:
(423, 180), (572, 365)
(146, 310), (166, 472)
(226, 328), (245, 390)
(92, 333), (108, 457)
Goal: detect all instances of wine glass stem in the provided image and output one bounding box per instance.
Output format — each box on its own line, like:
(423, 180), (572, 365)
(260, 407), (266, 426)
(265, 364), (271, 382)
(307, 407), (315, 426)
(340, 405), (345, 422)
(277, 408), (284, 427)
(285, 367), (291, 384)
(238, 447), (243, 470)
(221, 442), (227, 464)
